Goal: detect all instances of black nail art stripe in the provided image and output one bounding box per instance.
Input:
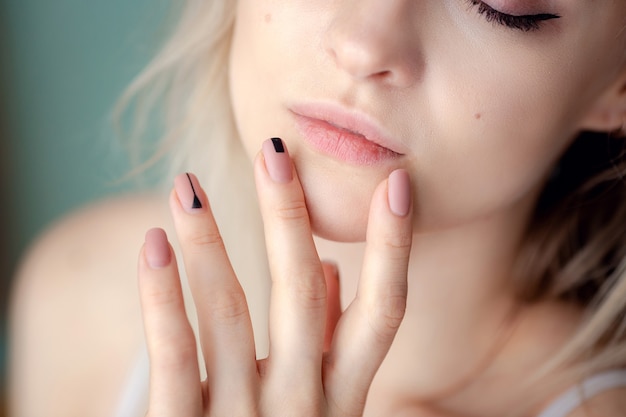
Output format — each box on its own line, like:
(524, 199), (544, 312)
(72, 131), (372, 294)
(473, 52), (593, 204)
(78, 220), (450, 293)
(271, 137), (285, 153)
(186, 173), (203, 209)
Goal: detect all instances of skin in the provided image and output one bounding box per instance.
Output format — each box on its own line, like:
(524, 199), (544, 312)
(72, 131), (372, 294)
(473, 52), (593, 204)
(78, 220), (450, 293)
(229, 0), (626, 240)
(138, 0), (626, 416)
(231, 0), (626, 414)
(9, 1), (626, 417)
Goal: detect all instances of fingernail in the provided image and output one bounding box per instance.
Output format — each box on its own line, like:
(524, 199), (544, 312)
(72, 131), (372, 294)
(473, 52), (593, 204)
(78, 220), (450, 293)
(388, 169), (411, 217)
(174, 173), (205, 213)
(145, 228), (171, 269)
(262, 137), (293, 183)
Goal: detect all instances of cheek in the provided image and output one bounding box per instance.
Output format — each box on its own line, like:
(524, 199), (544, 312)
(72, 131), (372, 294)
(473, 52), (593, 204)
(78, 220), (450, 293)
(413, 49), (586, 227)
(227, 1), (625, 237)
(229, 1), (287, 159)
(229, 4), (373, 240)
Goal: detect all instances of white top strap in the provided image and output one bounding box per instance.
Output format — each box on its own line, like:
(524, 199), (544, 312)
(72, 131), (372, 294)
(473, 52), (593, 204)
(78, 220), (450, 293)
(536, 369), (626, 417)
(112, 346), (150, 417)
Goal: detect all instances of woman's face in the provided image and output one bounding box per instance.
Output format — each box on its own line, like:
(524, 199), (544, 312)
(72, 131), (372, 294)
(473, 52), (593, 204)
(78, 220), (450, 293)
(229, 0), (626, 242)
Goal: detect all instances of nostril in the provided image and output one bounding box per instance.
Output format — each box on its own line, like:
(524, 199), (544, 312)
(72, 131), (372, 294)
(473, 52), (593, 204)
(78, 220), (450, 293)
(323, 8), (422, 88)
(373, 70), (394, 82)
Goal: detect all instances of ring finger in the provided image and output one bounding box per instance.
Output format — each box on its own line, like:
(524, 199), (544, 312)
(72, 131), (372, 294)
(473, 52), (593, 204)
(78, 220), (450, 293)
(170, 173), (258, 413)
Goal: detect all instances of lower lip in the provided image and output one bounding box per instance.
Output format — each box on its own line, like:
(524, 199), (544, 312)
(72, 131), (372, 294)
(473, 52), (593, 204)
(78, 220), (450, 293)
(293, 114), (400, 166)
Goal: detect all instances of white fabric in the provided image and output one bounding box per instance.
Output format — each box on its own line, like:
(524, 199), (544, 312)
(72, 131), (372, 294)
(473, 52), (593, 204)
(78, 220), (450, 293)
(536, 369), (626, 417)
(112, 346), (150, 417)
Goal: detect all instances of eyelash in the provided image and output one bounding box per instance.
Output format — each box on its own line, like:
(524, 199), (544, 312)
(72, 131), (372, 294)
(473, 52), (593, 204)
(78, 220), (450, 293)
(467, 0), (561, 32)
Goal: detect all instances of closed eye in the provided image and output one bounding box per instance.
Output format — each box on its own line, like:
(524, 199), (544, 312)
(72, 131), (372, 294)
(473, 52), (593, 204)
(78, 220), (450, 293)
(467, 0), (561, 32)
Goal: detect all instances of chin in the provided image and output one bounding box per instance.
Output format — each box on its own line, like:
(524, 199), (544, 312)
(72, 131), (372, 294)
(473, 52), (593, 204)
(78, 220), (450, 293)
(293, 159), (384, 243)
(310, 215), (368, 242)
(310, 215), (367, 242)
(303, 187), (370, 243)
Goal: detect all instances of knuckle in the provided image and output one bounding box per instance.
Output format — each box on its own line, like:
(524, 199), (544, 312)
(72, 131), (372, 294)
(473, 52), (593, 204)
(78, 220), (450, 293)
(368, 282), (408, 341)
(208, 287), (250, 326)
(381, 228), (413, 252)
(187, 229), (226, 253)
(294, 280), (327, 310)
(284, 263), (327, 310)
(145, 284), (183, 310)
(273, 199), (310, 223)
(153, 334), (197, 372)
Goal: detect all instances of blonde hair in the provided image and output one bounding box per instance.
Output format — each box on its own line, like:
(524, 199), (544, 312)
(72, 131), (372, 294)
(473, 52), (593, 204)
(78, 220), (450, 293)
(115, 0), (626, 411)
(114, 0), (271, 352)
(508, 130), (626, 411)
(115, 0), (237, 184)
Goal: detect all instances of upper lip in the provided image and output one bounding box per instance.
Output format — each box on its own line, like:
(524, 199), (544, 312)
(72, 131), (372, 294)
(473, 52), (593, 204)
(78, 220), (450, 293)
(288, 102), (406, 155)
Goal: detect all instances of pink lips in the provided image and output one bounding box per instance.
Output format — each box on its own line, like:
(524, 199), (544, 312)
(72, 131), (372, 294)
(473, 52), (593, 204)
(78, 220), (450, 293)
(290, 104), (403, 166)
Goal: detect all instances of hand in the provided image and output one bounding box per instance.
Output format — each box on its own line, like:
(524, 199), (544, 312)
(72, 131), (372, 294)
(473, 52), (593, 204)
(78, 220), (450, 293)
(138, 138), (413, 417)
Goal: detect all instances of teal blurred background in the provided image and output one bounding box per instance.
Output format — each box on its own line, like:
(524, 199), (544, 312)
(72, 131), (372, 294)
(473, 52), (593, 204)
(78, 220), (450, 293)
(1, 0), (169, 412)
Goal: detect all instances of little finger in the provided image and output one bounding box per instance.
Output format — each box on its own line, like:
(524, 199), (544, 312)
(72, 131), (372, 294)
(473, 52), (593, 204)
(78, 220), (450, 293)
(139, 228), (202, 417)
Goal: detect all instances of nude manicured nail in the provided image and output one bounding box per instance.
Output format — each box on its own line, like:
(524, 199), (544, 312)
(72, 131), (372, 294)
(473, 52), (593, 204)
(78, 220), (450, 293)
(388, 169), (411, 217)
(174, 173), (205, 212)
(262, 138), (293, 183)
(145, 228), (171, 269)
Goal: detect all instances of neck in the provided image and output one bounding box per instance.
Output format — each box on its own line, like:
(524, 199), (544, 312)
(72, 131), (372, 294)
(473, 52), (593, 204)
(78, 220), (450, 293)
(314, 192), (548, 416)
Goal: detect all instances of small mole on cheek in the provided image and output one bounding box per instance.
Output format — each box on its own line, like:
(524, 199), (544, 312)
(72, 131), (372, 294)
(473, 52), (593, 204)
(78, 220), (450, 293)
(264, 13), (272, 23)
(474, 113), (482, 120)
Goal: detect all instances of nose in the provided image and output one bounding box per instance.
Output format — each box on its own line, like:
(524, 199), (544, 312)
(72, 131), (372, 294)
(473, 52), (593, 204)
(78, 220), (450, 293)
(323, 0), (422, 88)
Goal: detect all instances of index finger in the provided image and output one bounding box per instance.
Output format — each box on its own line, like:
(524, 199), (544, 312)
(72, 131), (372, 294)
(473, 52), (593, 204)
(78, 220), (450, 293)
(254, 138), (327, 385)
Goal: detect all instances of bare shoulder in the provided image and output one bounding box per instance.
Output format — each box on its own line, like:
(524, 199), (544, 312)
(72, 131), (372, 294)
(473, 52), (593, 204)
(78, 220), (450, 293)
(12, 193), (171, 312)
(18, 192), (170, 271)
(9, 192), (170, 417)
